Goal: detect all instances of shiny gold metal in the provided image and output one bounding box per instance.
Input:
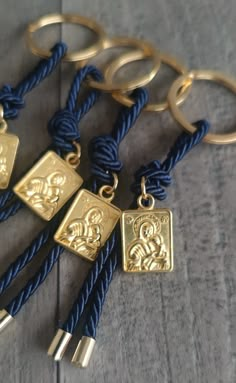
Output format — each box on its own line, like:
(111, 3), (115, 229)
(54, 189), (121, 261)
(71, 336), (96, 368)
(98, 172), (118, 203)
(26, 13), (106, 62)
(14, 151), (83, 221)
(121, 205), (173, 272)
(64, 141), (81, 169)
(47, 329), (72, 361)
(168, 69), (236, 144)
(87, 37), (161, 92)
(0, 310), (14, 332)
(105, 52), (191, 111)
(0, 132), (19, 189)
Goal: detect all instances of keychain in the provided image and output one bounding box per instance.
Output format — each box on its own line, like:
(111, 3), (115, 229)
(0, 42), (67, 193)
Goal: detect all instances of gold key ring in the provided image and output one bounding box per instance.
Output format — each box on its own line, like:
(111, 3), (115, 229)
(26, 13), (106, 62)
(104, 52), (191, 111)
(85, 37), (161, 92)
(168, 70), (236, 145)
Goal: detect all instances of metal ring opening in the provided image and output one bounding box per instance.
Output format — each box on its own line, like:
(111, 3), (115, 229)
(137, 194), (155, 210)
(168, 69), (236, 145)
(105, 52), (191, 111)
(86, 37), (161, 92)
(26, 13), (107, 62)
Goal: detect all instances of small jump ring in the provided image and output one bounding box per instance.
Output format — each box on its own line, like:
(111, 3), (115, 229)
(168, 70), (236, 145)
(105, 52), (191, 111)
(86, 37), (161, 92)
(26, 13), (106, 62)
(137, 194), (155, 210)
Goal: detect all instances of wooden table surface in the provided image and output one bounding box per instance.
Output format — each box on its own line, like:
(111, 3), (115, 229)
(0, 1), (236, 382)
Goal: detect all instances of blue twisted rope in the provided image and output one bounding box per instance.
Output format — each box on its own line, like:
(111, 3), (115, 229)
(81, 119), (210, 341)
(0, 43), (67, 120)
(1, 66), (103, 315)
(6, 244), (64, 317)
(132, 120), (209, 199)
(0, 209), (64, 296)
(58, 89), (148, 336)
(0, 66), (102, 221)
(83, 250), (118, 339)
(3, 88), (148, 326)
(0, 43), (67, 209)
(89, 88), (148, 184)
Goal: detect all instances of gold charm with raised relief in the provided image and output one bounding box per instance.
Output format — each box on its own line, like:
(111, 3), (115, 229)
(0, 105), (19, 189)
(121, 177), (173, 273)
(14, 143), (83, 221)
(54, 174), (121, 262)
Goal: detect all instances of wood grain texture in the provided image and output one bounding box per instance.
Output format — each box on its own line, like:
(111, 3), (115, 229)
(0, 1), (236, 382)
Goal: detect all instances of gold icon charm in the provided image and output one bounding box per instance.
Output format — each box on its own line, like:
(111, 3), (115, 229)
(54, 175), (121, 261)
(121, 177), (173, 273)
(0, 104), (19, 189)
(14, 151), (83, 221)
(0, 133), (19, 189)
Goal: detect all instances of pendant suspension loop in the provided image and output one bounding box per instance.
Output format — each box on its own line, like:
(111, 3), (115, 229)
(65, 141), (81, 169)
(138, 176), (155, 210)
(0, 104), (8, 133)
(98, 172), (118, 203)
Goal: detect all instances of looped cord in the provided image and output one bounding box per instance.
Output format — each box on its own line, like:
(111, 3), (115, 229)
(48, 65), (103, 154)
(0, 43), (67, 119)
(81, 119), (209, 343)
(132, 120), (210, 200)
(89, 88), (148, 184)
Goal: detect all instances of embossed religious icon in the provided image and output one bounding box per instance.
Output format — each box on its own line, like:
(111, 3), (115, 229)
(121, 177), (173, 273)
(0, 106), (19, 189)
(14, 146), (83, 221)
(54, 174), (121, 262)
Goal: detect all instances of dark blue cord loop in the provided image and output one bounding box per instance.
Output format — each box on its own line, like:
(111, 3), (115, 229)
(0, 43), (67, 120)
(48, 65), (102, 154)
(132, 120), (210, 200)
(89, 87), (148, 184)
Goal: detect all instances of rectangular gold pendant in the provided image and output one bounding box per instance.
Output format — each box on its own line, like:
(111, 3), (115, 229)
(121, 208), (173, 273)
(0, 133), (19, 189)
(13, 151), (83, 221)
(54, 189), (121, 262)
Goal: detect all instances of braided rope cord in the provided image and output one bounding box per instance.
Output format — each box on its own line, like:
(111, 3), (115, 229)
(82, 119), (210, 339)
(1, 66), (103, 316)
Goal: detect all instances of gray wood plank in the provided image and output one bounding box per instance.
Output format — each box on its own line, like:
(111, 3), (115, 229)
(0, 0), (236, 382)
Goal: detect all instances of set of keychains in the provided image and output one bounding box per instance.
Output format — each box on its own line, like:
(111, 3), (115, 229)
(0, 13), (235, 367)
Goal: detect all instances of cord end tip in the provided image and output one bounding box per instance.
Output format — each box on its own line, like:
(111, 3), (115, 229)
(71, 336), (96, 368)
(47, 329), (72, 361)
(0, 309), (13, 333)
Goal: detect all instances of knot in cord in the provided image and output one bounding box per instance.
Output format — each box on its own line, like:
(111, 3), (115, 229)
(0, 84), (25, 119)
(89, 135), (122, 184)
(48, 65), (103, 154)
(48, 109), (80, 153)
(0, 43), (67, 120)
(132, 120), (210, 201)
(89, 87), (148, 184)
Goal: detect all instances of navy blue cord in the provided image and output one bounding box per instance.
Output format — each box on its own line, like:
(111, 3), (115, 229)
(81, 119), (210, 341)
(0, 66), (102, 221)
(0, 43), (67, 209)
(3, 88), (148, 325)
(1, 66), (103, 315)
(0, 43), (67, 120)
(0, 209), (64, 296)
(83, 250), (118, 339)
(6, 244), (64, 317)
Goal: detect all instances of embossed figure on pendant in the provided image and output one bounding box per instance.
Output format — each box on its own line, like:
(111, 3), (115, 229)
(19, 171), (66, 220)
(59, 207), (104, 259)
(0, 143), (8, 183)
(128, 214), (169, 271)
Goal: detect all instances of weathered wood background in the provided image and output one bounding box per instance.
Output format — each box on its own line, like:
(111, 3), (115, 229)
(0, 1), (236, 382)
